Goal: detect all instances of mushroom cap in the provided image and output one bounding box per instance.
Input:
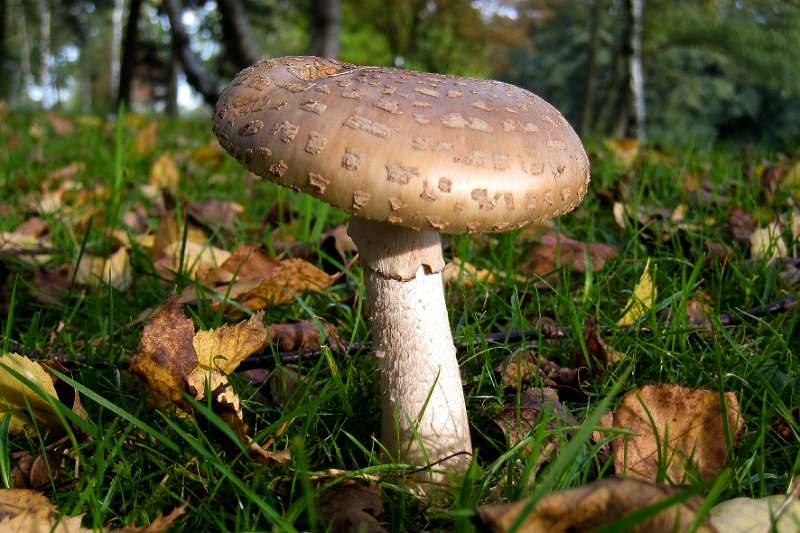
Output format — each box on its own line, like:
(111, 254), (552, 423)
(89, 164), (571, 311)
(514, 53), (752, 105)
(213, 56), (590, 234)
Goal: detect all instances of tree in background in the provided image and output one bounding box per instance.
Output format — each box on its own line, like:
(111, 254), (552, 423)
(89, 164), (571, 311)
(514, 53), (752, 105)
(308, 0), (339, 58)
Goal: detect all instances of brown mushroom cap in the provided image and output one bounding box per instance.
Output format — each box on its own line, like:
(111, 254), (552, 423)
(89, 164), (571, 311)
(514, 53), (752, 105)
(213, 56), (590, 234)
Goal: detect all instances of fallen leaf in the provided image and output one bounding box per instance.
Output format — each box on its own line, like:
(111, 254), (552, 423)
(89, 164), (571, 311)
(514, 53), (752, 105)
(217, 243), (280, 283)
(130, 296), (197, 406)
(193, 313), (268, 374)
(442, 260), (495, 287)
(149, 153), (180, 192)
(15, 217), (48, 237)
(782, 159), (800, 196)
(728, 207), (756, 243)
(227, 258), (334, 310)
(477, 478), (714, 532)
(0, 488), (184, 532)
(11, 452), (58, 489)
(75, 247), (132, 291)
(611, 384), (743, 483)
(710, 494), (800, 533)
(686, 292), (713, 331)
(46, 113), (74, 136)
(749, 222), (788, 261)
(319, 484), (388, 533)
(46, 162), (85, 183)
(267, 320), (340, 352)
(583, 317), (625, 369)
(526, 233), (618, 278)
(617, 257), (655, 327)
(188, 198), (244, 233)
(494, 388), (577, 472)
(0, 353), (60, 434)
(604, 138), (640, 169)
(135, 121), (158, 156)
(319, 225), (358, 273)
(155, 241), (231, 280)
(190, 140), (225, 169)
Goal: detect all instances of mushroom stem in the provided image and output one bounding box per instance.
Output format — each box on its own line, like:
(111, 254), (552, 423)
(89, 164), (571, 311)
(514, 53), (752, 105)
(348, 217), (472, 480)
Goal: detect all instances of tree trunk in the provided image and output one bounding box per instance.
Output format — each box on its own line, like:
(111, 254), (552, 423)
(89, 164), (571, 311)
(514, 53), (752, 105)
(579, 0), (602, 138)
(166, 52), (178, 116)
(218, 0), (259, 67)
(38, 0), (50, 107)
(0, 0), (8, 101)
(308, 0), (340, 58)
(628, 0), (646, 139)
(15, 0), (32, 105)
(110, 0), (123, 106)
(163, 0), (222, 106)
(117, 0), (143, 109)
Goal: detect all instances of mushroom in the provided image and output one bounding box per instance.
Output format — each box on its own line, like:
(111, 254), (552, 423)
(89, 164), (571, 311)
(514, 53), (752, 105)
(212, 56), (590, 484)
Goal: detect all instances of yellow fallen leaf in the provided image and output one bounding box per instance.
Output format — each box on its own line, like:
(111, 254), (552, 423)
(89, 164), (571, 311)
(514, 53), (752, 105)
(604, 138), (640, 169)
(156, 241), (230, 280)
(149, 153), (180, 192)
(0, 232), (52, 265)
(0, 487), (184, 532)
(0, 353), (60, 434)
(135, 121), (158, 156)
(710, 495), (800, 533)
(76, 247), (132, 291)
(782, 159), (800, 196)
(750, 222), (788, 261)
(111, 229), (155, 250)
(617, 257), (655, 326)
(443, 260), (495, 287)
(193, 312), (268, 373)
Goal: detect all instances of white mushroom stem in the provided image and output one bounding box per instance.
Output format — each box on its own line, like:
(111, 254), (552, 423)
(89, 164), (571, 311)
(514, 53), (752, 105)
(348, 217), (472, 478)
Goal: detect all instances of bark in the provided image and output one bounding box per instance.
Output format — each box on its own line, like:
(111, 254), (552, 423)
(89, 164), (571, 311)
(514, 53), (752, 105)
(110, 0), (123, 103)
(15, 0), (32, 104)
(0, 0), (6, 91)
(166, 52), (178, 116)
(163, 0), (222, 106)
(348, 218), (471, 486)
(117, 0), (143, 109)
(629, 0), (646, 139)
(218, 0), (259, 67)
(308, 0), (340, 59)
(38, 0), (50, 107)
(579, 0), (602, 138)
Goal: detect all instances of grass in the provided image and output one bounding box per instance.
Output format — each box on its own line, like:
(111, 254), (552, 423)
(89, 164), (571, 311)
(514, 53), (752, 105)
(0, 108), (798, 531)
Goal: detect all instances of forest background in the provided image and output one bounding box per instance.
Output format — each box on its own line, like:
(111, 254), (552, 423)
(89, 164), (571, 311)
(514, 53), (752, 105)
(1, 0), (799, 148)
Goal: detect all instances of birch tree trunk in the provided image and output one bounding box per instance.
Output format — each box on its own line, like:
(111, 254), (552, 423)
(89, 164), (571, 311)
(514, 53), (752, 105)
(110, 0), (124, 106)
(38, 0), (50, 107)
(308, 0), (340, 59)
(629, 0), (646, 139)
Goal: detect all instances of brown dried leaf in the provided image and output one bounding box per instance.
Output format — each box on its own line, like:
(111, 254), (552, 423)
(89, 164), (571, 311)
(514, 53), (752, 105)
(442, 260), (495, 287)
(46, 113), (75, 136)
(11, 452), (58, 489)
(155, 241), (231, 281)
(217, 243), (281, 283)
(228, 258), (334, 310)
(612, 384), (744, 483)
(188, 198), (244, 232)
(477, 478), (716, 533)
(728, 207), (756, 243)
(583, 317), (625, 369)
(749, 222), (787, 260)
(46, 162), (85, 183)
(494, 388), (577, 466)
(686, 292), (713, 331)
(710, 495), (800, 533)
(319, 484), (388, 533)
(526, 233), (617, 278)
(267, 320), (340, 352)
(129, 296), (197, 406)
(15, 217), (48, 238)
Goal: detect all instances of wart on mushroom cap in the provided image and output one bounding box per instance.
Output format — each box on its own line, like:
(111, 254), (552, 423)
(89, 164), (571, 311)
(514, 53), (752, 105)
(212, 56), (590, 235)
